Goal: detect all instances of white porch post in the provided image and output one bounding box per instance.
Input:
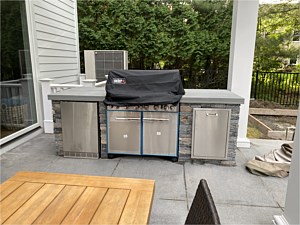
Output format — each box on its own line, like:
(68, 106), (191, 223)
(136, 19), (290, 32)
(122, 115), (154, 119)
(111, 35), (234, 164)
(79, 74), (86, 85)
(227, 0), (259, 148)
(40, 78), (54, 134)
(273, 107), (300, 225)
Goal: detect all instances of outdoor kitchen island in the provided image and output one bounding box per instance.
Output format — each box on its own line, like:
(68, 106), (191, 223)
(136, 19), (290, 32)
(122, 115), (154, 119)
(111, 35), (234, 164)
(49, 87), (244, 166)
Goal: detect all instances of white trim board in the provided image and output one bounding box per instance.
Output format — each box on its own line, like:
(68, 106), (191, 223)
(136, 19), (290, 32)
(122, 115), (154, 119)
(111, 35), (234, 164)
(0, 128), (43, 155)
(273, 215), (289, 225)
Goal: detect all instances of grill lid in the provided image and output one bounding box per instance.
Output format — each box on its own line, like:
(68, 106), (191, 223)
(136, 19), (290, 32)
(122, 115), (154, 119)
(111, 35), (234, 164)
(104, 70), (185, 106)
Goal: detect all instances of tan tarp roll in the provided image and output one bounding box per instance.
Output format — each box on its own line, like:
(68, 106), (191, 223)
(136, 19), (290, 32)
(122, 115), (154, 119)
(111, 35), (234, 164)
(246, 143), (293, 178)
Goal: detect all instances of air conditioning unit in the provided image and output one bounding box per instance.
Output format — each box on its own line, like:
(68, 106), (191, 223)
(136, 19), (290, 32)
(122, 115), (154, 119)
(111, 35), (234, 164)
(84, 50), (128, 81)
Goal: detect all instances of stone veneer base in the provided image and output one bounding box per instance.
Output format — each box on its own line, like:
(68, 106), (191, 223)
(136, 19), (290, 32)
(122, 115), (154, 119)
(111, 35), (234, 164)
(179, 103), (240, 166)
(52, 101), (240, 166)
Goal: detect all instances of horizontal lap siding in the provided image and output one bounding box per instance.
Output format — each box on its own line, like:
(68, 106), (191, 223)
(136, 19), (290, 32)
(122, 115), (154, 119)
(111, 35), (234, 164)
(32, 0), (79, 84)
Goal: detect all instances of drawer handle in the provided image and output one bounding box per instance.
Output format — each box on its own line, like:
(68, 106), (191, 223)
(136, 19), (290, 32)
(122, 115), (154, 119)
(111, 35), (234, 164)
(206, 113), (218, 117)
(143, 118), (169, 121)
(115, 117), (140, 120)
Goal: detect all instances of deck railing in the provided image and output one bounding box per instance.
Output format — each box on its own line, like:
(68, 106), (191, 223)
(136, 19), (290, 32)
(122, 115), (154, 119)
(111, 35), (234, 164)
(0, 81), (22, 100)
(251, 71), (300, 106)
(1, 74), (106, 134)
(40, 75), (107, 133)
(0, 77), (37, 129)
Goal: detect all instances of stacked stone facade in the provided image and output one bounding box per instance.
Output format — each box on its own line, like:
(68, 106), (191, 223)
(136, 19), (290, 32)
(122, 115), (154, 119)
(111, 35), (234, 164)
(99, 102), (107, 158)
(52, 100), (63, 156)
(179, 103), (240, 165)
(52, 101), (240, 165)
(52, 100), (105, 158)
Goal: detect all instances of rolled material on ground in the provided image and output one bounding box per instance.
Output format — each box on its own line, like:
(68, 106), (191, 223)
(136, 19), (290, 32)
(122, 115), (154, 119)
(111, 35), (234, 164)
(246, 143), (293, 178)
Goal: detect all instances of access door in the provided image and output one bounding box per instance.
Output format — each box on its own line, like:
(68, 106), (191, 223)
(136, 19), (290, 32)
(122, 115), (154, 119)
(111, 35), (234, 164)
(61, 102), (99, 158)
(107, 111), (141, 154)
(192, 108), (230, 160)
(143, 112), (178, 156)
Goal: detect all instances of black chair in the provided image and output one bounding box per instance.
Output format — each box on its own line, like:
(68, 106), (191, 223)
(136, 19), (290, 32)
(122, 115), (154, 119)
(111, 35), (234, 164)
(185, 179), (221, 225)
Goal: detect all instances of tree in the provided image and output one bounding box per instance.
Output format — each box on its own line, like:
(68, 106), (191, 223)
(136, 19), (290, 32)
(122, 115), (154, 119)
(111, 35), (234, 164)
(254, 2), (300, 72)
(190, 0), (233, 88)
(77, 0), (233, 88)
(1, 1), (25, 81)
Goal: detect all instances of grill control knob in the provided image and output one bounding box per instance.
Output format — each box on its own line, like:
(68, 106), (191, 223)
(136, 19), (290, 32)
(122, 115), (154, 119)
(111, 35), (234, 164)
(164, 105), (169, 111)
(110, 105), (114, 109)
(144, 105), (149, 110)
(154, 105), (159, 110)
(135, 106), (140, 110)
(169, 105), (174, 111)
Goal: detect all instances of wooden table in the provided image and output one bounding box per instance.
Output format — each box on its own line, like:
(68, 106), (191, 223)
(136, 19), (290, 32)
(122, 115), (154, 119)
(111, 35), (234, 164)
(0, 171), (155, 225)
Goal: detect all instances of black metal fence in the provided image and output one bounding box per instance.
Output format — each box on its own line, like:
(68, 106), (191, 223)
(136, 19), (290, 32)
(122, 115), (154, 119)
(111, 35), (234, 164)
(251, 71), (300, 106)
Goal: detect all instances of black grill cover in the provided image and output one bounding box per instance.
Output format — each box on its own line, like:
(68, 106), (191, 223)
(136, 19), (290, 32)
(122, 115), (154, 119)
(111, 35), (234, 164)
(104, 70), (185, 106)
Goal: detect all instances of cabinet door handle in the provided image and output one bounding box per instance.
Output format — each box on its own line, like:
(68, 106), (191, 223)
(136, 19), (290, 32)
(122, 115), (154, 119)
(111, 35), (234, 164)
(115, 117), (140, 120)
(143, 118), (169, 121)
(206, 113), (218, 117)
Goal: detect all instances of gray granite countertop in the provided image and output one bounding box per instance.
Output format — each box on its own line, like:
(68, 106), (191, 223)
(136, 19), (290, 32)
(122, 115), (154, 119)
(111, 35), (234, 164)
(49, 87), (106, 102)
(181, 89), (244, 104)
(48, 87), (244, 104)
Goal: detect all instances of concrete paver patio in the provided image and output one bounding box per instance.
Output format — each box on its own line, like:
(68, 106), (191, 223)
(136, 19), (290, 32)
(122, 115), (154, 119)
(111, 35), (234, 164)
(0, 134), (289, 224)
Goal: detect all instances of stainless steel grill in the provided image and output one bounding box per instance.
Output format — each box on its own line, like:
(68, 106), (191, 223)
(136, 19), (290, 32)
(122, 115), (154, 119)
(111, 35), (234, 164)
(105, 70), (184, 161)
(107, 104), (179, 160)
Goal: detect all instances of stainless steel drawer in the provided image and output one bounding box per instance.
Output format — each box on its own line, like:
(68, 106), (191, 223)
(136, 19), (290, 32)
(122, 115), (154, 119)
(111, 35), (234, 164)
(61, 102), (99, 158)
(107, 111), (141, 154)
(192, 108), (230, 160)
(143, 112), (178, 156)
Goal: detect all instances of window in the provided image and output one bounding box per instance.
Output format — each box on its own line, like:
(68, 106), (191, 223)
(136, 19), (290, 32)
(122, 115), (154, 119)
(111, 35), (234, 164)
(1, 0), (37, 140)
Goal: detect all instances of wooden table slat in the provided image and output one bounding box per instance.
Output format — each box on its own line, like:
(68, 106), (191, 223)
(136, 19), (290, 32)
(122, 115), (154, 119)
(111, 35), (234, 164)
(119, 190), (154, 225)
(11, 171), (154, 192)
(0, 182), (44, 223)
(90, 189), (130, 225)
(0, 181), (24, 202)
(33, 185), (86, 224)
(3, 184), (64, 225)
(61, 187), (108, 225)
(1, 172), (155, 225)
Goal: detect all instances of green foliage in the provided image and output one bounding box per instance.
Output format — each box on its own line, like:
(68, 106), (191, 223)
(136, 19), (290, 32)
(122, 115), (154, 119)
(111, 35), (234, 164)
(1, 1), (24, 81)
(295, 64), (300, 73)
(254, 2), (300, 72)
(77, 0), (233, 88)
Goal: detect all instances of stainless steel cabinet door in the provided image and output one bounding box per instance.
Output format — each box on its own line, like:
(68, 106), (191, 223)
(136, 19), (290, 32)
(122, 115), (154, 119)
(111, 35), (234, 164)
(192, 109), (230, 160)
(143, 112), (178, 156)
(107, 111), (141, 154)
(61, 102), (98, 157)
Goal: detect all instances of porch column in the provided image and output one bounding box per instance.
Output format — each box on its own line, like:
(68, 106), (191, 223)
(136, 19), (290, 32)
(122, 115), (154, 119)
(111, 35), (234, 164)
(273, 107), (300, 225)
(227, 0), (259, 148)
(40, 78), (54, 133)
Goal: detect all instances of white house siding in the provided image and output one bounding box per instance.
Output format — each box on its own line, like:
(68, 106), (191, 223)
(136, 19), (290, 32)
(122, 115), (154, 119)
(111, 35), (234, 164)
(29, 0), (80, 84)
